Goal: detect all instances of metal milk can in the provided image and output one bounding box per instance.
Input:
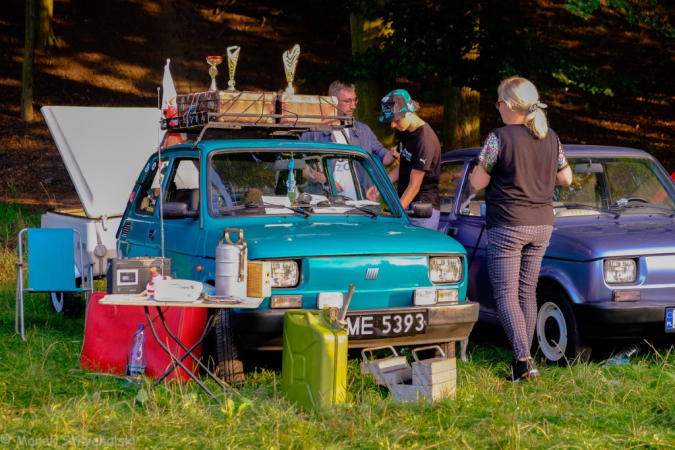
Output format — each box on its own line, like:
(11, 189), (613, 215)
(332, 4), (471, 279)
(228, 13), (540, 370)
(216, 228), (247, 297)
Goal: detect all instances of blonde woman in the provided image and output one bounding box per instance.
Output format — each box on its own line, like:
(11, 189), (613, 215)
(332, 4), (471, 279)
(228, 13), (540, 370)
(470, 76), (573, 382)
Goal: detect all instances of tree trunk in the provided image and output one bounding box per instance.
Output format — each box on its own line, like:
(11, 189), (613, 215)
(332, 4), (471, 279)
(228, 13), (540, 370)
(37, 0), (56, 50)
(350, 13), (394, 149)
(22, 0), (36, 123)
(443, 77), (480, 152)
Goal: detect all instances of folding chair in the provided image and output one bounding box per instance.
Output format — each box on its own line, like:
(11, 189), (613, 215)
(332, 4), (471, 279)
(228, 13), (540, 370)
(15, 228), (94, 341)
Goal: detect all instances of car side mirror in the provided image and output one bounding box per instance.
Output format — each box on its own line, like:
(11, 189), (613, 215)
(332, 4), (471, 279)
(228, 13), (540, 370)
(162, 202), (198, 219)
(407, 202), (433, 218)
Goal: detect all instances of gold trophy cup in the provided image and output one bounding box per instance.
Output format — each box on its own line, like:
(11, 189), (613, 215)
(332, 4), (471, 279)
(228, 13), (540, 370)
(207, 55), (223, 91)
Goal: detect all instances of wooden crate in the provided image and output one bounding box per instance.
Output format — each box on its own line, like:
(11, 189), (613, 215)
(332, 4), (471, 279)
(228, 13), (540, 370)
(177, 90), (276, 124)
(361, 345), (457, 403)
(276, 93), (339, 125)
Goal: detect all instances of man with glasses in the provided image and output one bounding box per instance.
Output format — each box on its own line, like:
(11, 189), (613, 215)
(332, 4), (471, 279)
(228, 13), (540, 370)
(301, 81), (399, 199)
(301, 81), (399, 165)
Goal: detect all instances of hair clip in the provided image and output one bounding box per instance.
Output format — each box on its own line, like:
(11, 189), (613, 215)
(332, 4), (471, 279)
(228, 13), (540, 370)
(529, 102), (548, 113)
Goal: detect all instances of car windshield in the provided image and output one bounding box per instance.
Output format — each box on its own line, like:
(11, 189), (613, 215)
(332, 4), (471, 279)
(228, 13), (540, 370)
(208, 149), (394, 218)
(554, 156), (675, 217)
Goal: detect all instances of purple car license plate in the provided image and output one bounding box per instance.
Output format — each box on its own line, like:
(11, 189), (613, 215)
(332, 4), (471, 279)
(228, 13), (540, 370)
(345, 310), (428, 339)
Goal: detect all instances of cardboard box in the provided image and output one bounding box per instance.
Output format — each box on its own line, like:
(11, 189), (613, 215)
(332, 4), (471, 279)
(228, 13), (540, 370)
(106, 257), (171, 294)
(177, 90), (276, 124)
(276, 93), (339, 125)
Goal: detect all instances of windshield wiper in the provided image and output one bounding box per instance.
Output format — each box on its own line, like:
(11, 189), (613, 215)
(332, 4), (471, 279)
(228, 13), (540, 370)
(347, 205), (379, 218)
(257, 201), (311, 218)
(612, 204), (675, 217)
(220, 201), (311, 218)
(313, 200), (380, 218)
(557, 203), (620, 218)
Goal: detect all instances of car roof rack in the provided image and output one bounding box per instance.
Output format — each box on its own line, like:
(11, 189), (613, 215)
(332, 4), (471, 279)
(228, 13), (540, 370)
(161, 110), (354, 148)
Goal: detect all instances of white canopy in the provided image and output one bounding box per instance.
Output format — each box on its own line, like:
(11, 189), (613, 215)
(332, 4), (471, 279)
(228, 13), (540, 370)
(41, 106), (163, 218)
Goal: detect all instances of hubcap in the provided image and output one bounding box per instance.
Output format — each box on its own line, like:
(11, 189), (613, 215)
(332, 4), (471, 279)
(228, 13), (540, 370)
(536, 302), (568, 361)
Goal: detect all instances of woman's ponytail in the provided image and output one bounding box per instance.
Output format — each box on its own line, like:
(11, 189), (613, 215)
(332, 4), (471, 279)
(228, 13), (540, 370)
(498, 77), (549, 139)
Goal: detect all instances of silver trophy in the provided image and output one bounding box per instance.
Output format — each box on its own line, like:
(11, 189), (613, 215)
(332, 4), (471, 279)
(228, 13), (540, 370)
(226, 46), (240, 91)
(282, 44), (300, 95)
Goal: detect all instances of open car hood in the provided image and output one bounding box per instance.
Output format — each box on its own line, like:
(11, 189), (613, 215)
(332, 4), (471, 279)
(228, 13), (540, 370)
(41, 106), (163, 219)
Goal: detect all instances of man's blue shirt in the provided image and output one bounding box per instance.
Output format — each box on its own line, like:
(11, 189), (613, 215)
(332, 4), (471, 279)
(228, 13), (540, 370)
(301, 120), (388, 161)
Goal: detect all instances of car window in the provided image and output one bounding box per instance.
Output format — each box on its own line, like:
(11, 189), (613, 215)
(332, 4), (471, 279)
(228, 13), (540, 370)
(555, 170), (601, 206)
(439, 162), (464, 214)
(455, 163), (485, 217)
(208, 150), (394, 217)
(135, 157), (170, 216)
(604, 159), (675, 208)
(554, 156), (675, 216)
(458, 184), (485, 217)
(165, 159), (200, 212)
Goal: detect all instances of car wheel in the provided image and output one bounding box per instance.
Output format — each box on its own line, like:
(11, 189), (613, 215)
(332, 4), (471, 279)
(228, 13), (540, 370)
(213, 309), (246, 385)
(535, 285), (590, 364)
(51, 292), (82, 318)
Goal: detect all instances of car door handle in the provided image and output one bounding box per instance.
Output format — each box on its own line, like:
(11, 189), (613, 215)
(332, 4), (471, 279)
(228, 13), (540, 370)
(148, 229), (156, 239)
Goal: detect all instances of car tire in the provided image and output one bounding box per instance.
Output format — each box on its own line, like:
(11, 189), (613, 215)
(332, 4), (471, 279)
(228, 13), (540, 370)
(51, 292), (83, 318)
(213, 309), (246, 385)
(535, 285), (591, 364)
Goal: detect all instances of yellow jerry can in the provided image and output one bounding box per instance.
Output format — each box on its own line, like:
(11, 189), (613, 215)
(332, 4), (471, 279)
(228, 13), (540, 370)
(281, 307), (348, 410)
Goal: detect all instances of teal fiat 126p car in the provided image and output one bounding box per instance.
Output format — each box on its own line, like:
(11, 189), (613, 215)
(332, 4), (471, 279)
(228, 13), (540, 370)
(116, 113), (478, 382)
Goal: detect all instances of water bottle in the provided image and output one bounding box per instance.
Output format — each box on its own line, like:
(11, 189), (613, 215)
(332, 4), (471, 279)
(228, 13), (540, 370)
(125, 324), (147, 386)
(602, 343), (639, 366)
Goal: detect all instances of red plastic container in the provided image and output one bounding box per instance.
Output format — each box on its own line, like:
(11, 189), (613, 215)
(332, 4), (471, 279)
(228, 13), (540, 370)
(81, 292), (208, 381)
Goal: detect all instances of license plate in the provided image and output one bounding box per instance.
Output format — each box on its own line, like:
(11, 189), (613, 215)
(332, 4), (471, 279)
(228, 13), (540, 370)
(666, 308), (675, 333)
(345, 311), (428, 339)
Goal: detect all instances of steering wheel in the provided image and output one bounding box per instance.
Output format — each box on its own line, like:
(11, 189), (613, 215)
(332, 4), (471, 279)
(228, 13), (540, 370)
(329, 195), (353, 204)
(614, 196), (649, 205)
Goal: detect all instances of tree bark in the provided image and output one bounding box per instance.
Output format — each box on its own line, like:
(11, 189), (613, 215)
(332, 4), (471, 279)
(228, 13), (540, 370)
(443, 77), (480, 152)
(37, 0), (56, 50)
(22, 0), (36, 123)
(350, 13), (394, 149)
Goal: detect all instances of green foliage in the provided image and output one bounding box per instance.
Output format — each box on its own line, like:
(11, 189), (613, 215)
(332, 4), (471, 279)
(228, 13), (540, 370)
(552, 63), (616, 96)
(567, 0), (675, 37)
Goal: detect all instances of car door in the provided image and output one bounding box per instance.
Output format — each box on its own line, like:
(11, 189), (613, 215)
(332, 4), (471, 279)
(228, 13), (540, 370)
(150, 155), (204, 279)
(438, 156), (497, 321)
(119, 156), (169, 258)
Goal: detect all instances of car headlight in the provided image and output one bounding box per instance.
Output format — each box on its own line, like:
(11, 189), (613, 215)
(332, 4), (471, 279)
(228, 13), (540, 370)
(604, 259), (637, 284)
(270, 260), (299, 287)
(429, 256), (463, 283)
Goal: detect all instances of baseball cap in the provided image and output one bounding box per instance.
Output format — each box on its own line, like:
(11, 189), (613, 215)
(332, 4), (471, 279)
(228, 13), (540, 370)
(380, 89), (420, 123)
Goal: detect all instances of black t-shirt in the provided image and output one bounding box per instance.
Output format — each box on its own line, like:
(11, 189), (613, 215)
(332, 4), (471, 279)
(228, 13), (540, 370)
(397, 123), (441, 209)
(484, 124), (563, 228)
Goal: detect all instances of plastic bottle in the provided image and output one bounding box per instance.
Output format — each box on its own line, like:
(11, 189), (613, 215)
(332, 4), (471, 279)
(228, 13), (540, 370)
(602, 343), (639, 366)
(125, 324), (147, 386)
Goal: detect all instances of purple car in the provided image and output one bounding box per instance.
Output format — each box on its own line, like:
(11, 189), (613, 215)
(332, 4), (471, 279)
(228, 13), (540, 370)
(439, 145), (675, 362)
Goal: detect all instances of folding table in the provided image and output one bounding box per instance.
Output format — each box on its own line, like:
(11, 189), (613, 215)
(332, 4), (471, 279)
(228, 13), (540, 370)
(98, 295), (262, 403)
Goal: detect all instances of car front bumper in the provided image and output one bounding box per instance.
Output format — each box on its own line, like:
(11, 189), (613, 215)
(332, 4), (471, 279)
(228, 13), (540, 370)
(234, 301), (480, 351)
(574, 301), (674, 339)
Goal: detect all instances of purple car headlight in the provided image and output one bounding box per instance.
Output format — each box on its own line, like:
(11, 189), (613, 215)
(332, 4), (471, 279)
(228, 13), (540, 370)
(604, 259), (637, 284)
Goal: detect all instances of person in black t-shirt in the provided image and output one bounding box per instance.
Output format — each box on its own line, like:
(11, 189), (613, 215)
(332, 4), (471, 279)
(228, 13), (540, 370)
(379, 89), (441, 230)
(469, 76), (572, 383)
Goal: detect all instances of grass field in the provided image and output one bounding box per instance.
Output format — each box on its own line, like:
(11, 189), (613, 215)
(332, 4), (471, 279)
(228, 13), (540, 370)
(1, 204), (674, 449)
